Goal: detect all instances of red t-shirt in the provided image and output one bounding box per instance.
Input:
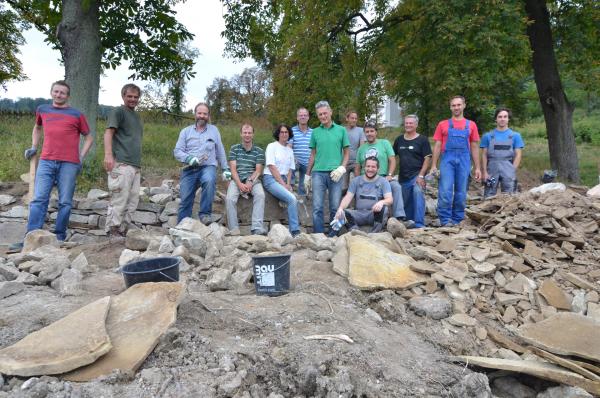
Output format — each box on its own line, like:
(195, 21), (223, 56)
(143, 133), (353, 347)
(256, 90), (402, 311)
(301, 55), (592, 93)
(433, 118), (480, 152)
(36, 104), (90, 164)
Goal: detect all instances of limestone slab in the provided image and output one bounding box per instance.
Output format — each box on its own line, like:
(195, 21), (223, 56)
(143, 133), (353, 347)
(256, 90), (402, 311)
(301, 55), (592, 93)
(539, 279), (571, 310)
(456, 356), (600, 395)
(64, 282), (184, 381)
(518, 313), (600, 363)
(0, 296), (112, 376)
(348, 235), (426, 290)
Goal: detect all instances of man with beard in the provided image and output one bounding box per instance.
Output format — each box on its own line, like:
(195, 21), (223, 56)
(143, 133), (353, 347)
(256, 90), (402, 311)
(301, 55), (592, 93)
(174, 102), (230, 224)
(333, 157), (393, 233)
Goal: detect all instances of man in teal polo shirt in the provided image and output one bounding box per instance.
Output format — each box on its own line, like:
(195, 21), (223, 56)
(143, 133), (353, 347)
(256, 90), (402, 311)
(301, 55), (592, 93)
(304, 100), (349, 236)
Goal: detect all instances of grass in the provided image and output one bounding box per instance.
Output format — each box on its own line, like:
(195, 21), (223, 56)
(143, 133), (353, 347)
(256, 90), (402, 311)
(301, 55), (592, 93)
(1, 112), (599, 190)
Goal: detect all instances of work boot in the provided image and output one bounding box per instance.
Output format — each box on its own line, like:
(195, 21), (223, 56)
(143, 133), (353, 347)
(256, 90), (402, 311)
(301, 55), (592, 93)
(200, 215), (212, 225)
(229, 228), (241, 236)
(7, 241), (23, 253)
(108, 226), (125, 240)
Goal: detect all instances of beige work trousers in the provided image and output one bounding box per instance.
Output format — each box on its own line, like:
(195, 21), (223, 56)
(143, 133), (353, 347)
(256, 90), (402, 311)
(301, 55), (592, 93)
(105, 162), (141, 232)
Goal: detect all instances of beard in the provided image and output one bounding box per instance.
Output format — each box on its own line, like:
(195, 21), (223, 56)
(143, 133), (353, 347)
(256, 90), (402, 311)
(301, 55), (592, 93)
(196, 118), (208, 127)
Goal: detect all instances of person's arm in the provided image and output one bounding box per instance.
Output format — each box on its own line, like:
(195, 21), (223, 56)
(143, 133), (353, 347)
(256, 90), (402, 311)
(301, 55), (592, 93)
(513, 148), (522, 169)
(430, 141), (441, 174)
(341, 147), (349, 168)
(173, 129), (190, 163)
(103, 128), (116, 171)
(387, 155), (396, 180)
(306, 148), (316, 175)
(470, 141), (481, 181)
(354, 162), (361, 177)
(416, 155), (432, 188)
(481, 148), (489, 181)
(336, 191), (355, 218)
(31, 124), (42, 149)
(268, 164), (288, 186)
(216, 134), (228, 170)
(382, 192), (393, 206)
(80, 132), (94, 161)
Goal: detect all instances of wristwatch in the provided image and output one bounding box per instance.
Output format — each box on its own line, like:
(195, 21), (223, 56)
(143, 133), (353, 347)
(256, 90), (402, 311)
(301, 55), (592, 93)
(417, 175), (424, 179)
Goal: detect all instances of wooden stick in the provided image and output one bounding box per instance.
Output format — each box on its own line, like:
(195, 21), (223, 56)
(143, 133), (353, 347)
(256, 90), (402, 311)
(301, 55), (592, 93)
(24, 154), (38, 204)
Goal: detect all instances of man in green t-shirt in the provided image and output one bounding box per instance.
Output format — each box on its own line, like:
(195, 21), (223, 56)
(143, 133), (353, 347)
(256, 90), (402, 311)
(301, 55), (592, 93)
(103, 83), (143, 238)
(355, 121), (408, 224)
(304, 100), (349, 236)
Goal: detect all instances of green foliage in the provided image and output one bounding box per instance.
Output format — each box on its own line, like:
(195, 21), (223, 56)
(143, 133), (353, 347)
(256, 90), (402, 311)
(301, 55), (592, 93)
(0, 3), (28, 88)
(8, 0), (195, 82)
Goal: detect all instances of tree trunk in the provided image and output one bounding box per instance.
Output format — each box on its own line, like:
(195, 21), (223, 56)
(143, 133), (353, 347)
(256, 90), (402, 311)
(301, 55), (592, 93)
(524, 0), (579, 182)
(57, 0), (101, 163)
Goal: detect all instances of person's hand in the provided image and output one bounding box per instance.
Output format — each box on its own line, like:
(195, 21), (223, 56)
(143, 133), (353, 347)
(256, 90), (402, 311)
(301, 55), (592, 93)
(416, 175), (426, 189)
(24, 147), (37, 160)
(304, 175), (312, 193)
(103, 154), (115, 171)
(237, 180), (249, 192)
(429, 167), (438, 178)
(186, 156), (199, 166)
(474, 168), (482, 182)
(285, 183), (293, 192)
(372, 200), (384, 212)
(330, 166), (346, 182)
(335, 208), (345, 220)
(386, 175), (393, 182)
(482, 171), (490, 182)
(222, 170), (232, 181)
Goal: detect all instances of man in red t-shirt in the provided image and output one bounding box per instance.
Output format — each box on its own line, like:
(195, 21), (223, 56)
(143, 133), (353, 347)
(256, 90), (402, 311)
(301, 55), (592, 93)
(429, 95), (481, 226)
(9, 80), (93, 252)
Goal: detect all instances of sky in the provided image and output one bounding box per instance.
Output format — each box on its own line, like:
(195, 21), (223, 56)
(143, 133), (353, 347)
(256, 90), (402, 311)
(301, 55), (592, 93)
(0, 1), (256, 108)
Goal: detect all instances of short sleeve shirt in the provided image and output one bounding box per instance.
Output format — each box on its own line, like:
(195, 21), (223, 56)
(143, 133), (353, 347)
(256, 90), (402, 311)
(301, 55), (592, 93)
(348, 175), (391, 207)
(36, 104), (90, 164)
(356, 139), (395, 176)
(309, 122), (350, 171)
(346, 126), (366, 164)
(433, 118), (480, 151)
(228, 143), (265, 181)
(393, 134), (433, 182)
(107, 105), (143, 168)
(480, 129), (525, 149)
(264, 142), (295, 176)
(289, 126), (312, 166)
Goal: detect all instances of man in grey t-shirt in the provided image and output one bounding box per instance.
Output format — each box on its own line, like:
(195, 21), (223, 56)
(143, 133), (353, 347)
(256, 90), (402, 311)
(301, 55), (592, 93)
(103, 83), (143, 238)
(344, 110), (366, 189)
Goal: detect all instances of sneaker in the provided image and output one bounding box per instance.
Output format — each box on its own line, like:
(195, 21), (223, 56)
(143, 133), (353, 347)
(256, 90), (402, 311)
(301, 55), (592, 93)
(108, 226), (125, 238)
(402, 220), (416, 229)
(327, 229), (339, 238)
(229, 228), (241, 236)
(7, 242), (23, 253)
(251, 228), (267, 236)
(199, 215), (212, 225)
(291, 230), (301, 238)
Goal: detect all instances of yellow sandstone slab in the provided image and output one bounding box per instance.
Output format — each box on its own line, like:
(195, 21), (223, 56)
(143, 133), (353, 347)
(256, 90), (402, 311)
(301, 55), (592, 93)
(348, 235), (427, 290)
(0, 297), (112, 376)
(64, 282), (184, 381)
(518, 312), (600, 363)
(456, 356), (600, 395)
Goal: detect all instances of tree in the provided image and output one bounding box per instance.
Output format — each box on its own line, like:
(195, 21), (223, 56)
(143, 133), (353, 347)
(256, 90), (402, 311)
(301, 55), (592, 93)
(221, 0), (599, 181)
(7, 0), (194, 159)
(0, 3), (28, 89)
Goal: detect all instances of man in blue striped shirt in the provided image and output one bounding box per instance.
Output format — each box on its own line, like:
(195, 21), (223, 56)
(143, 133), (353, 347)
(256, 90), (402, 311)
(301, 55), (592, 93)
(174, 102), (230, 224)
(288, 107), (312, 195)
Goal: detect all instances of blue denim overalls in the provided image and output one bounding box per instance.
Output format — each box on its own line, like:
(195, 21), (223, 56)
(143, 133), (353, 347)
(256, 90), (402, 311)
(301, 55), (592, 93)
(437, 119), (471, 225)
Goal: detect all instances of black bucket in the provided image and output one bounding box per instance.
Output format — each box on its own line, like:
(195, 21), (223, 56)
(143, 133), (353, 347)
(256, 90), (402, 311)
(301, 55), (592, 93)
(121, 256), (180, 288)
(252, 254), (291, 296)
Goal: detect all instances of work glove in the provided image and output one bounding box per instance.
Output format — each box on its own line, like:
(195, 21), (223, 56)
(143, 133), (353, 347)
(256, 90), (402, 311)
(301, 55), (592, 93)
(304, 175), (312, 193)
(185, 156), (199, 166)
(330, 166), (346, 182)
(222, 169), (232, 181)
(24, 147), (37, 160)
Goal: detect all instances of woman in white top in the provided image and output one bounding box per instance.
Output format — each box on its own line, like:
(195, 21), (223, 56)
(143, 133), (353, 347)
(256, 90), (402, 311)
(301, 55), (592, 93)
(263, 125), (300, 236)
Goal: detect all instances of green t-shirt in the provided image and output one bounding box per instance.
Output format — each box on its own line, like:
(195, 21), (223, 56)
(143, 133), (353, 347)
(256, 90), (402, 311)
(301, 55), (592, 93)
(309, 122), (350, 171)
(107, 106), (143, 168)
(356, 139), (395, 176)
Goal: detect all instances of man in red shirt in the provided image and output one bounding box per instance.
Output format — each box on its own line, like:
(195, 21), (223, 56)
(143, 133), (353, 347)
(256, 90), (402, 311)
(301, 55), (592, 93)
(429, 96), (481, 226)
(9, 80), (93, 252)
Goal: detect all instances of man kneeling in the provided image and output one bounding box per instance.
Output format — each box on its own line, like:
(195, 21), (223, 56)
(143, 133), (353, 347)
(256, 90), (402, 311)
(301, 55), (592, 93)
(333, 157), (392, 233)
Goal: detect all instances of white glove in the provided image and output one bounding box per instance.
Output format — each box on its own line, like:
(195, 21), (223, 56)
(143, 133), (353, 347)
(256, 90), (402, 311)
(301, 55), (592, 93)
(186, 156), (199, 166)
(330, 166), (346, 182)
(222, 170), (232, 181)
(304, 175), (312, 193)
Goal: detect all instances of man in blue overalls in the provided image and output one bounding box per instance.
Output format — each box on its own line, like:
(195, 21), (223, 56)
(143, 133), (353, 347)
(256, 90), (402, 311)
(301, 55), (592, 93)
(481, 108), (524, 198)
(333, 157), (393, 233)
(429, 96), (481, 226)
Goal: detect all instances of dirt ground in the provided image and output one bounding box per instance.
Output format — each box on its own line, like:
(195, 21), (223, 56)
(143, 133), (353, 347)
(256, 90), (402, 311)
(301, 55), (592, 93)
(1, 239), (482, 398)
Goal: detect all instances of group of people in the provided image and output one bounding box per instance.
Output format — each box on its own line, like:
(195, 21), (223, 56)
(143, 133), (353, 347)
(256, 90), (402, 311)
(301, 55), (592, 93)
(9, 81), (524, 251)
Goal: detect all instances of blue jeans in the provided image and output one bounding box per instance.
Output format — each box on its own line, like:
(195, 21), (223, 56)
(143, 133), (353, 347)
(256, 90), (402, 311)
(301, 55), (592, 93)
(311, 171), (343, 233)
(401, 176), (426, 228)
(437, 151), (470, 225)
(292, 163), (308, 195)
(263, 174), (300, 233)
(27, 159), (80, 241)
(178, 165), (216, 222)
(389, 180), (406, 219)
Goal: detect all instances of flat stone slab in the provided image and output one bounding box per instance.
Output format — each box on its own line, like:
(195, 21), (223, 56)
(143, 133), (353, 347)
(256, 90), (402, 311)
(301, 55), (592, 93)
(539, 279), (571, 310)
(518, 313), (600, 363)
(456, 356), (600, 396)
(64, 282), (184, 381)
(348, 235), (427, 290)
(0, 296), (112, 376)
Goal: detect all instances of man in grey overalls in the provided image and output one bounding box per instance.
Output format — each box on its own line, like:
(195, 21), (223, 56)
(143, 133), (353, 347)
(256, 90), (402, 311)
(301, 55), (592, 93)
(481, 108), (524, 198)
(333, 157), (393, 233)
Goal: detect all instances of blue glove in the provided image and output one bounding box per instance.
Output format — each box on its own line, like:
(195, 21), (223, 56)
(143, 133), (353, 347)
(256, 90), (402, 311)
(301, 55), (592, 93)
(24, 147), (37, 160)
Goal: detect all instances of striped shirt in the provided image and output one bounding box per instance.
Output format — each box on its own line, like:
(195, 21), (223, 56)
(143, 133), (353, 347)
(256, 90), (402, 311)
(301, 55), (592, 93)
(289, 125), (312, 166)
(228, 143), (265, 181)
